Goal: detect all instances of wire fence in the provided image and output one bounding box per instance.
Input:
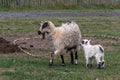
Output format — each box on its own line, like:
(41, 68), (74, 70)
(0, 0), (120, 8)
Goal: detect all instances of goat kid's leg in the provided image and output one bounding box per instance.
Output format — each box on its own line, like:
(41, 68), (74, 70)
(96, 57), (103, 69)
(60, 55), (65, 66)
(89, 58), (93, 68)
(98, 62), (103, 69)
(86, 57), (93, 69)
(86, 58), (90, 69)
(101, 59), (105, 69)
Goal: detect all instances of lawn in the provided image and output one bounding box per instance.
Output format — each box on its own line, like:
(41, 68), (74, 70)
(0, 17), (120, 80)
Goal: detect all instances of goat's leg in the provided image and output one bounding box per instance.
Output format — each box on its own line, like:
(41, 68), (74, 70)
(89, 58), (93, 68)
(86, 58), (91, 69)
(60, 55), (65, 66)
(96, 57), (102, 69)
(49, 52), (54, 66)
(49, 50), (61, 66)
(75, 50), (78, 65)
(86, 58), (89, 69)
(70, 51), (74, 64)
(101, 57), (105, 69)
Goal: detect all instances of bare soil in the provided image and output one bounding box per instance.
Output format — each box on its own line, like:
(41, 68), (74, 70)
(0, 32), (119, 57)
(0, 37), (20, 53)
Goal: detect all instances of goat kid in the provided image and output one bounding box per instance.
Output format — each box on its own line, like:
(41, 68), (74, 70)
(81, 39), (105, 69)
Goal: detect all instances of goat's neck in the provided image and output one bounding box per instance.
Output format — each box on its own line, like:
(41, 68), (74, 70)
(83, 44), (92, 49)
(48, 25), (56, 37)
(49, 23), (55, 32)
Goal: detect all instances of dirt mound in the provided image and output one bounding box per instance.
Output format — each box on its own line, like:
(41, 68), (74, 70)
(0, 37), (20, 53)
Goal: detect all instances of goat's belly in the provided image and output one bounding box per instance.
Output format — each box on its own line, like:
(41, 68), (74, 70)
(54, 40), (64, 49)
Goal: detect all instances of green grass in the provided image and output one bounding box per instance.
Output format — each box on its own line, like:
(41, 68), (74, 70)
(0, 8), (120, 12)
(0, 5), (120, 12)
(0, 17), (120, 38)
(0, 49), (120, 80)
(0, 17), (120, 80)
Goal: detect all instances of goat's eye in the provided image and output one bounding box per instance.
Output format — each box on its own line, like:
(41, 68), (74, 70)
(85, 41), (88, 44)
(82, 41), (84, 44)
(42, 22), (48, 29)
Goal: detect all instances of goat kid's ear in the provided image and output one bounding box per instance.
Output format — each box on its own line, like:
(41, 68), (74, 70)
(88, 39), (91, 42)
(87, 39), (91, 44)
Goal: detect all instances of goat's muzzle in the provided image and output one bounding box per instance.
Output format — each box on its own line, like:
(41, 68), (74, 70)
(37, 30), (45, 39)
(38, 30), (41, 35)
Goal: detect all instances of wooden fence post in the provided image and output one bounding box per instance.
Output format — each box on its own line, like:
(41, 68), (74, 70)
(0, 0), (119, 9)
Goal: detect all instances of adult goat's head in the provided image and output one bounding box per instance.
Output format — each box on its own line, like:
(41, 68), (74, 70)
(38, 21), (51, 39)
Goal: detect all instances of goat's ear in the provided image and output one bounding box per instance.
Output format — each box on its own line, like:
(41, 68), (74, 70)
(88, 39), (91, 44)
(80, 43), (82, 46)
(47, 21), (50, 26)
(40, 21), (44, 23)
(88, 39), (91, 42)
(39, 21), (43, 25)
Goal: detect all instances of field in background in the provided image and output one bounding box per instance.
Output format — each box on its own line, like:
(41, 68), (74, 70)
(0, 0), (120, 11)
(0, 17), (120, 80)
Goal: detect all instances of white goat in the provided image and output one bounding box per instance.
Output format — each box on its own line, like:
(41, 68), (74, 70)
(81, 39), (105, 69)
(38, 21), (82, 66)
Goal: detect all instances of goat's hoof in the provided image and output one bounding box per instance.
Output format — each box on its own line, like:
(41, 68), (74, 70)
(75, 60), (78, 65)
(86, 67), (89, 69)
(49, 63), (53, 67)
(61, 64), (65, 66)
(98, 66), (104, 69)
(71, 62), (74, 65)
(98, 67), (101, 69)
(98, 68), (102, 69)
(90, 64), (93, 68)
(101, 67), (104, 69)
(75, 63), (78, 65)
(99, 67), (104, 69)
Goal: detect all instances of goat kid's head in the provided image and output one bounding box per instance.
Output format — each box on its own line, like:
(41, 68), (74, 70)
(38, 21), (51, 39)
(81, 39), (91, 46)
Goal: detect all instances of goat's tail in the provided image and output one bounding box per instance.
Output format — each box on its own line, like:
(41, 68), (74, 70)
(99, 45), (104, 53)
